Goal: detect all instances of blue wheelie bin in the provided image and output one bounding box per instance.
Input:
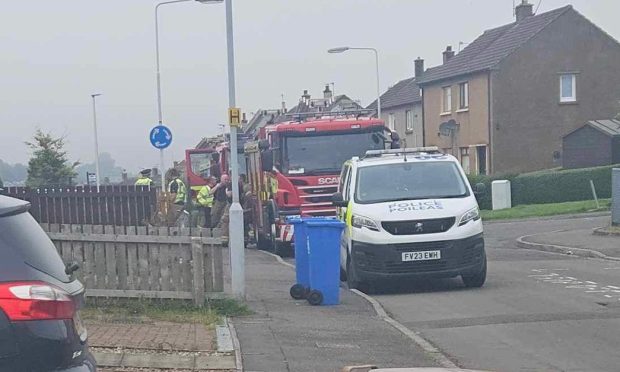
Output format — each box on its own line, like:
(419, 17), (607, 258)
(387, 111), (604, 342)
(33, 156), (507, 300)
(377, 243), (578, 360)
(305, 218), (345, 306)
(287, 217), (310, 299)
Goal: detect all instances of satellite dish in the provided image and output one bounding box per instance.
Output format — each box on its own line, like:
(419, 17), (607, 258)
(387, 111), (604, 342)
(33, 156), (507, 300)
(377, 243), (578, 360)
(439, 119), (459, 136)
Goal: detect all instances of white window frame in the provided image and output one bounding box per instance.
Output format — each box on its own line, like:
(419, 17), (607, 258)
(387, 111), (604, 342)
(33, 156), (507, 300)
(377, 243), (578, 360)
(405, 110), (414, 132)
(459, 82), (469, 110)
(388, 113), (396, 131)
(441, 86), (452, 114)
(560, 74), (577, 103)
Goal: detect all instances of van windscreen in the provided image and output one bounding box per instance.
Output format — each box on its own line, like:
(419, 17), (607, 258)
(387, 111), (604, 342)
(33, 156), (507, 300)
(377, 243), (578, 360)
(355, 161), (469, 204)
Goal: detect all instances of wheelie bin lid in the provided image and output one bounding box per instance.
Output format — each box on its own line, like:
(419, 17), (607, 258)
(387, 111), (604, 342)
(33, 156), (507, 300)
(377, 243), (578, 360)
(285, 216), (303, 224)
(304, 218), (345, 228)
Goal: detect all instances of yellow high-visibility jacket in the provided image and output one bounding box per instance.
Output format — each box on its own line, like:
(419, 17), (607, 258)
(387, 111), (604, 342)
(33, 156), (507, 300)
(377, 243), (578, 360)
(197, 185), (214, 207)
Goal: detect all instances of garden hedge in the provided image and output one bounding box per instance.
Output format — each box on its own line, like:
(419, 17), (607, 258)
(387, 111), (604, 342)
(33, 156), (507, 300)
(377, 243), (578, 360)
(468, 164), (619, 210)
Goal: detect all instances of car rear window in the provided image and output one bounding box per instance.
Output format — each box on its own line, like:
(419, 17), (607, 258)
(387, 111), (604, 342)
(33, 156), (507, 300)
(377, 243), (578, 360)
(0, 212), (70, 283)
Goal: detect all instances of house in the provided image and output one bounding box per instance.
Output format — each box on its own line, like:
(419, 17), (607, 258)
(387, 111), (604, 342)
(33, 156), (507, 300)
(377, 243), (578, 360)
(417, 1), (620, 175)
(285, 86), (363, 119)
(368, 58), (424, 147)
(562, 119), (620, 169)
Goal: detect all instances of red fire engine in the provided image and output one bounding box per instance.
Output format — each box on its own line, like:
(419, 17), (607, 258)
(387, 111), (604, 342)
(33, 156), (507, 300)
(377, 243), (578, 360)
(244, 112), (399, 254)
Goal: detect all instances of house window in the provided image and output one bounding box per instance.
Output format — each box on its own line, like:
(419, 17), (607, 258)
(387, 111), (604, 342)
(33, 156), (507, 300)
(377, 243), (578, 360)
(560, 74), (576, 103)
(388, 113), (395, 131)
(459, 82), (469, 109)
(405, 110), (414, 132)
(441, 86), (452, 113)
(460, 147), (470, 174)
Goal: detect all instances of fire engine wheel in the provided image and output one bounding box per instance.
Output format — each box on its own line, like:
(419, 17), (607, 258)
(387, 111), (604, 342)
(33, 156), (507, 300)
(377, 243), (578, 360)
(257, 234), (271, 251)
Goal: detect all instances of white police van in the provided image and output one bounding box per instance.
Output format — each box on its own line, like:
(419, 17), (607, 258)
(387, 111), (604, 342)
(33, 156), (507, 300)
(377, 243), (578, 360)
(332, 147), (486, 290)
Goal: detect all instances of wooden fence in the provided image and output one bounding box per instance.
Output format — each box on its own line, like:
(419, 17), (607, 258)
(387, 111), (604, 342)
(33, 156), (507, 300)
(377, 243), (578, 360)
(2, 186), (157, 226)
(42, 224), (225, 305)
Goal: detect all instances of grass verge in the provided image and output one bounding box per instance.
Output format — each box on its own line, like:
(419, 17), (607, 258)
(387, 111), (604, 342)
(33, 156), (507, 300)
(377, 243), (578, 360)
(481, 199), (611, 221)
(82, 298), (251, 328)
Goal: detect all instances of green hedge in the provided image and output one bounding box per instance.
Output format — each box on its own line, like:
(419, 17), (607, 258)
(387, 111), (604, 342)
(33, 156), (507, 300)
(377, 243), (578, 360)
(469, 164), (619, 209)
(511, 164), (618, 205)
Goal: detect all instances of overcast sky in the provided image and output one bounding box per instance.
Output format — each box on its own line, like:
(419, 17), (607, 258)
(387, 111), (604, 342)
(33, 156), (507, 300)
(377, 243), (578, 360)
(1, 0), (618, 172)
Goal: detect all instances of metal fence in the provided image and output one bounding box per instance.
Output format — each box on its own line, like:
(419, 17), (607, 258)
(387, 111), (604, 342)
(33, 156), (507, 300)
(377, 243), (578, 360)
(2, 186), (156, 226)
(42, 224), (225, 305)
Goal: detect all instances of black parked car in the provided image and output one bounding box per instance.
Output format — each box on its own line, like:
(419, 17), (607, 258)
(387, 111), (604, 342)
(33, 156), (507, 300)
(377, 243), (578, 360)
(0, 196), (96, 371)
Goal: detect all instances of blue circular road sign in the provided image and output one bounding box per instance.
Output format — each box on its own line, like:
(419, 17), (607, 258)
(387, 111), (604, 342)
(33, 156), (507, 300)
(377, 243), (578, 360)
(150, 125), (173, 149)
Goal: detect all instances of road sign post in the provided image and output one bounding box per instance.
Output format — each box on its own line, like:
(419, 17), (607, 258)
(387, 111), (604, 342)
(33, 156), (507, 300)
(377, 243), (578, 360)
(150, 125), (173, 190)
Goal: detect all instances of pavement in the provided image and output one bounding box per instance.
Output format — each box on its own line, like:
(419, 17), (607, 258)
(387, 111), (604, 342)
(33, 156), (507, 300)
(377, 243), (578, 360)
(367, 215), (620, 372)
(233, 249), (439, 372)
(517, 222), (620, 260)
(88, 318), (235, 371)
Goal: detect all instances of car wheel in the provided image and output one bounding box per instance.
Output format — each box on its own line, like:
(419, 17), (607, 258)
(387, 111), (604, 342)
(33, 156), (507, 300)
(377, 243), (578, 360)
(462, 256), (487, 288)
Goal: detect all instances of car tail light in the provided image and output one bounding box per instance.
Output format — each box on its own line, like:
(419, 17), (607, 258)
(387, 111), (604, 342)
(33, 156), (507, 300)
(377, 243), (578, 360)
(0, 282), (76, 321)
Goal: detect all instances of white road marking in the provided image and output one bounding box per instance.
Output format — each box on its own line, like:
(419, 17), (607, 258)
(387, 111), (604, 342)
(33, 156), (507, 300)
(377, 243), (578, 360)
(529, 268), (620, 302)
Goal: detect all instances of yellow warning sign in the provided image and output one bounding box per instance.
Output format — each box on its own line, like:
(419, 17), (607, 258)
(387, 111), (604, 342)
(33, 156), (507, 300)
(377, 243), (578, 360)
(228, 107), (241, 127)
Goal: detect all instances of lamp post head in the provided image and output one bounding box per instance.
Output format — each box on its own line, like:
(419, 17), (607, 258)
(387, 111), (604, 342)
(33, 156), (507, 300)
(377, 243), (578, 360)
(91, 93), (102, 98)
(328, 47), (350, 54)
(195, 0), (224, 3)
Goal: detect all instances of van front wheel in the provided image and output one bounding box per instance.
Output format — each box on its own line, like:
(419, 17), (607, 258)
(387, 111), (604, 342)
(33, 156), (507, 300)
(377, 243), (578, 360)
(462, 258), (487, 288)
(346, 257), (367, 292)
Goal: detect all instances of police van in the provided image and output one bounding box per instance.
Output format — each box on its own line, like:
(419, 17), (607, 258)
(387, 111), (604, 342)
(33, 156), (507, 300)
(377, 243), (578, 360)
(332, 147), (487, 290)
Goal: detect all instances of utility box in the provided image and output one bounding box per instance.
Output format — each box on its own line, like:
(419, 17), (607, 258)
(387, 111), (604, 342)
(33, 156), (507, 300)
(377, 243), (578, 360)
(492, 180), (512, 210)
(613, 169), (620, 226)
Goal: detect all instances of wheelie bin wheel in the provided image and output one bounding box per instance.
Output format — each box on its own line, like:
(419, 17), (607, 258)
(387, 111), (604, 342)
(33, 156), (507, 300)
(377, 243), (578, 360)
(290, 284), (308, 300)
(307, 290), (323, 306)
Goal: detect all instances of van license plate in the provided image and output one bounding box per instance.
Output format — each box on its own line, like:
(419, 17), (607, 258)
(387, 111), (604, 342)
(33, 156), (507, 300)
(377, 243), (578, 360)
(402, 250), (441, 262)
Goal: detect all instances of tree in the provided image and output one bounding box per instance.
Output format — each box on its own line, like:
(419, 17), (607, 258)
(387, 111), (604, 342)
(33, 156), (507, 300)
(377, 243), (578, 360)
(75, 152), (125, 184)
(25, 130), (79, 188)
(0, 160), (27, 184)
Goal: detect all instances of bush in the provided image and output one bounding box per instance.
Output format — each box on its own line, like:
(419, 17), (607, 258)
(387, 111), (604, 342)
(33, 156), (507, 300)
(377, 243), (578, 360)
(511, 164), (618, 205)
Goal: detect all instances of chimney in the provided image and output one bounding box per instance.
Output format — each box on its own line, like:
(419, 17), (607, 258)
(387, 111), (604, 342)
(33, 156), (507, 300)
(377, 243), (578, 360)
(515, 0), (534, 22)
(323, 84), (333, 102)
(302, 89), (311, 104)
(443, 46), (455, 64)
(414, 57), (425, 78)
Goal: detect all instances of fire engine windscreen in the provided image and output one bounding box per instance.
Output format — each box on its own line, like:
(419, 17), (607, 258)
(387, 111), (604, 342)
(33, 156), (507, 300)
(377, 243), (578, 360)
(283, 132), (385, 175)
(355, 162), (469, 204)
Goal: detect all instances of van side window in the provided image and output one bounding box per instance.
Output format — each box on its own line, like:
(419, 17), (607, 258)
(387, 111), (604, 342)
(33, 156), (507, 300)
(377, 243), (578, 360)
(339, 165), (350, 192)
(344, 168), (353, 201)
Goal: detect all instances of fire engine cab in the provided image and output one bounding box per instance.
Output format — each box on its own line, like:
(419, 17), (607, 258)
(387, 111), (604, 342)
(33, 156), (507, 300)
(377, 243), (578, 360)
(244, 111), (399, 255)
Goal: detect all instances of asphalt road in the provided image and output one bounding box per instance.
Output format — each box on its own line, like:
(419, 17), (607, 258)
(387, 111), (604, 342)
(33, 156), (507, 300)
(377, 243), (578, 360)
(370, 215), (620, 372)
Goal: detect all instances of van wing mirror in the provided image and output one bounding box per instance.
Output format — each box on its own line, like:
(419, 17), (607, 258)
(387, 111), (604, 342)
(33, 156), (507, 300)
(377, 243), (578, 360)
(332, 192), (348, 207)
(260, 150), (274, 172)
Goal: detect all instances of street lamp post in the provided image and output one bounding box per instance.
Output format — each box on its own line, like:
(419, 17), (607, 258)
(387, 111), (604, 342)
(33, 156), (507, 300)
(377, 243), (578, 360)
(154, 0), (223, 189)
(328, 46), (381, 118)
(225, 0), (245, 300)
(91, 93), (102, 192)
